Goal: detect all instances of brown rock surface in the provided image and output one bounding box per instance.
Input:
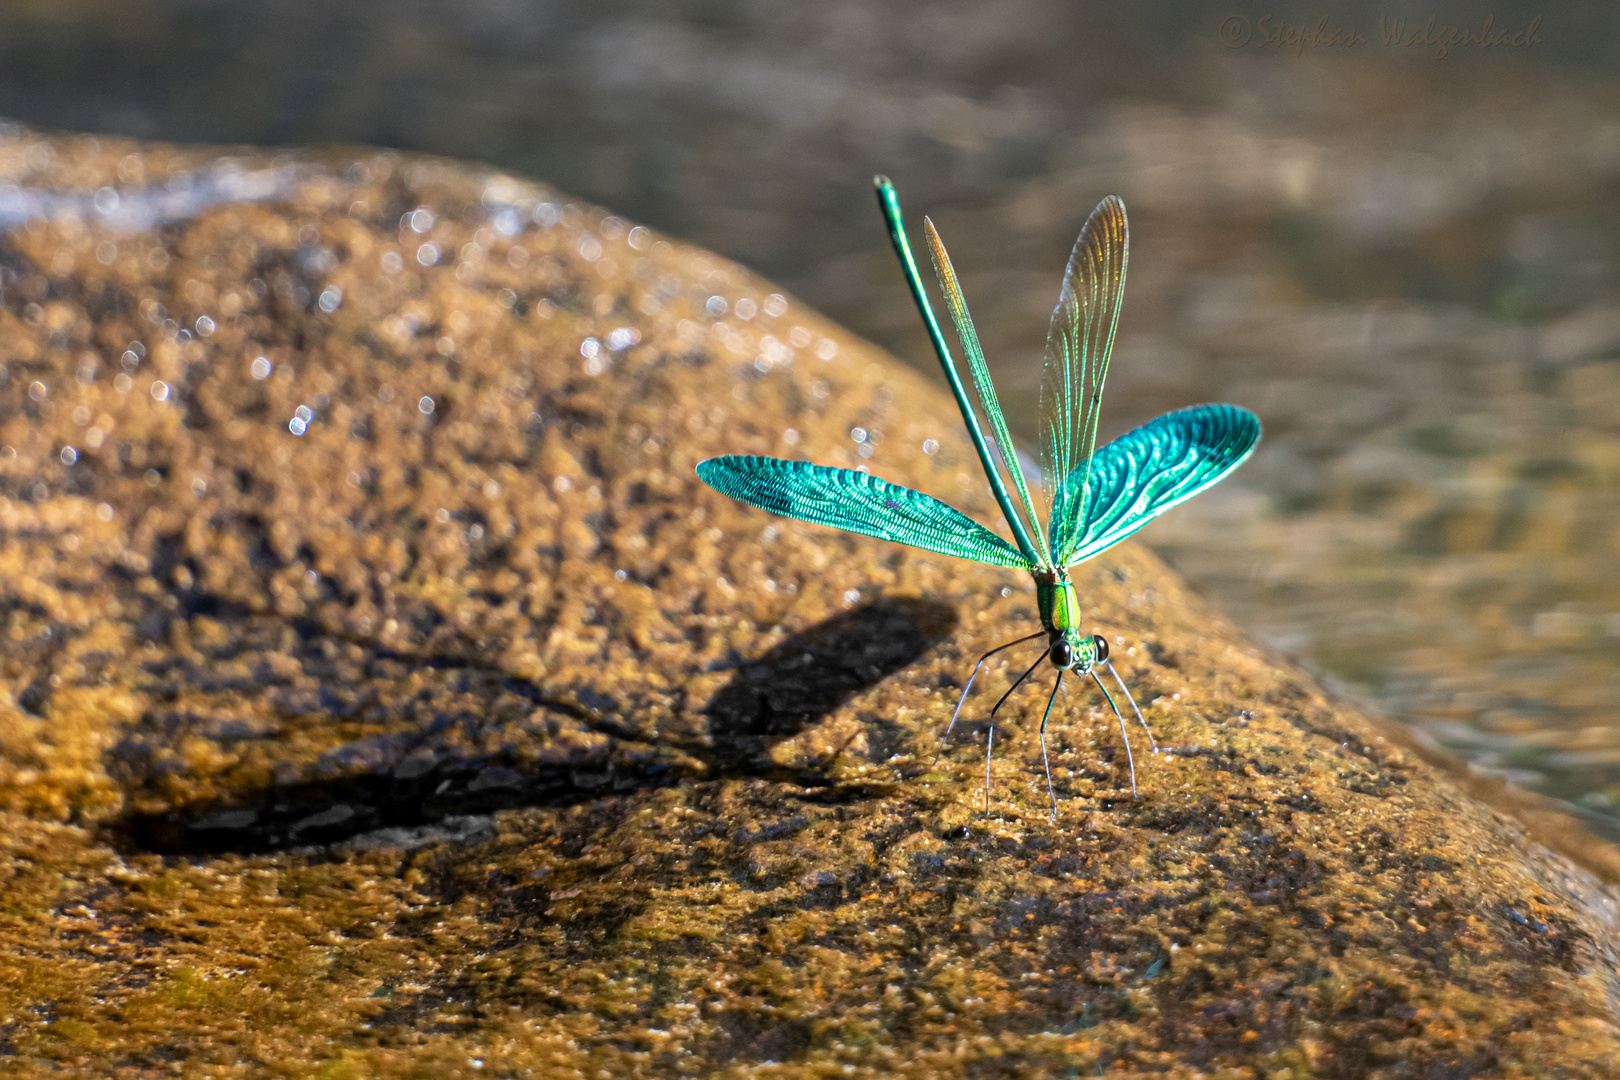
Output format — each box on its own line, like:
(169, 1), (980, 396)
(0, 126), (1617, 1076)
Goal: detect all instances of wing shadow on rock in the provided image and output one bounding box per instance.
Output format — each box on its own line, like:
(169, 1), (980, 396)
(104, 596), (955, 856)
(704, 595), (956, 775)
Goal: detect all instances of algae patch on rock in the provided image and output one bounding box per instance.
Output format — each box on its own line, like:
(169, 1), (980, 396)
(0, 127), (1616, 1076)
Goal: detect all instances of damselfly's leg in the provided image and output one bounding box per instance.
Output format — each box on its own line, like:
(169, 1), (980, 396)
(1038, 670), (1063, 821)
(936, 631), (1045, 763)
(1090, 671), (1139, 797)
(1104, 659), (1159, 754)
(982, 650), (1047, 812)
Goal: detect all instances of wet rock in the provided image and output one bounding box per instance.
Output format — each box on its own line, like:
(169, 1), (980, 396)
(0, 125), (1617, 1075)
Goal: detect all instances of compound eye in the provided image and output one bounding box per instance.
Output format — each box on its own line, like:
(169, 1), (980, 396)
(1092, 634), (1109, 663)
(1049, 641), (1073, 669)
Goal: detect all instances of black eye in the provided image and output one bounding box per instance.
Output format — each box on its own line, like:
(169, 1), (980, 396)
(1092, 634), (1109, 662)
(1049, 641), (1072, 668)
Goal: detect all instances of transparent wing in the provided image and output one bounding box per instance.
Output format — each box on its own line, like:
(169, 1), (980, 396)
(697, 456), (1035, 569)
(1040, 196), (1128, 560)
(1052, 404), (1261, 566)
(923, 217), (1049, 563)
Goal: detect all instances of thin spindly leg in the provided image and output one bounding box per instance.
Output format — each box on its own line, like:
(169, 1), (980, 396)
(1104, 659), (1159, 753)
(983, 650), (1047, 812)
(1038, 670), (1064, 821)
(936, 631), (1045, 762)
(1090, 671), (1139, 797)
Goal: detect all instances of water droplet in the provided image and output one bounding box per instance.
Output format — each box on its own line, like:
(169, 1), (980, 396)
(59, 446), (77, 465)
(195, 315), (215, 335)
(150, 381), (170, 402)
(705, 295), (728, 317)
(416, 242), (440, 266)
(407, 207), (435, 233)
(922, 438), (939, 455)
(251, 356), (272, 380)
(418, 396), (435, 415)
(317, 286), (342, 313)
(381, 251), (404, 275)
(493, 209), (523, 236)
(288, 417), (307, 436)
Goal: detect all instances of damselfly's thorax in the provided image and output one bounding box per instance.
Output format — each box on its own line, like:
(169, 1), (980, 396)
(1032, 568), (1109, 673)
(1034, 567), (1081, 635)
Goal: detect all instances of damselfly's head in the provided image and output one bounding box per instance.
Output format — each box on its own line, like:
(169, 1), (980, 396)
(1048, 631), (1109, 673)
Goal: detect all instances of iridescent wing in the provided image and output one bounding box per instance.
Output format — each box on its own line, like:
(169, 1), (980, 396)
(1054, 403), (1261, 566)
(1041, 196), (1128, 562)
(697, 455), (1035, 569)
(923, 218), (1049, 563)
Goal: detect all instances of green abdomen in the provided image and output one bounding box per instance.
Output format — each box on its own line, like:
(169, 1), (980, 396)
(1036, 578), (1082, 634)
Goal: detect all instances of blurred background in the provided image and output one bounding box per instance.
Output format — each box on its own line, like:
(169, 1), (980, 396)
(3, 0), (1619, 830)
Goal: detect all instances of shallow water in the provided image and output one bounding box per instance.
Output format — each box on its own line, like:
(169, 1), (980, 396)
(2, 3), (1618, 830)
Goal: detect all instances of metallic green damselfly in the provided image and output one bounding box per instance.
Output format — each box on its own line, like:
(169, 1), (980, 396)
(698, 177), (1260, 817)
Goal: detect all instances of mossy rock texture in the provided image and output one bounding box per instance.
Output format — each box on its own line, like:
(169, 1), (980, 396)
(0, 126), (1617, 1077)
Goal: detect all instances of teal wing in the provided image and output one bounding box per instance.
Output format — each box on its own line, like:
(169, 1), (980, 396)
(697, 456), (1034, 569)
(1052, 404), (1261, 566)
(1041, 196), (1129, 562)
